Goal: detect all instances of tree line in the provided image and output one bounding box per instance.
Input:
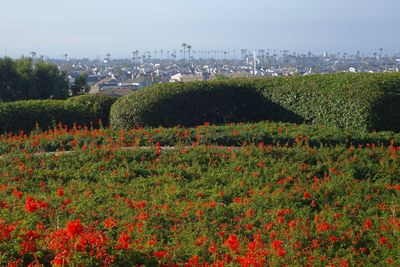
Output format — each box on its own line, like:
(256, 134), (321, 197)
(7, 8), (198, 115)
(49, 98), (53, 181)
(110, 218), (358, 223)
(0, 57), (88, 102)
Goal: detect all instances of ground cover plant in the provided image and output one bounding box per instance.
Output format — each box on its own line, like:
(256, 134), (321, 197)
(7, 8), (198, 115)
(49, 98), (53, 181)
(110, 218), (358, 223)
(0, 121), (398, 155)
(0, 122), (399, 266)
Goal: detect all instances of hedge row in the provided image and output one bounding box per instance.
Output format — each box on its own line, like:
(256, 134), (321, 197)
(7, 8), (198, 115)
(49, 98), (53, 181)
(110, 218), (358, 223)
(252, 73), (400, 132)
(110, 80), (303, 129)
(110, 73), (400, 132)
(66, 94), (117, 126)
(2, 73), (399, 133)
(0, 94), (116, 133)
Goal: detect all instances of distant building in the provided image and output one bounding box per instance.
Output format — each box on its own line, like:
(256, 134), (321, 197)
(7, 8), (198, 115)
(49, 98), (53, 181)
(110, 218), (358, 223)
(86, 74), (106, 86)
(169, 73), (205, 83)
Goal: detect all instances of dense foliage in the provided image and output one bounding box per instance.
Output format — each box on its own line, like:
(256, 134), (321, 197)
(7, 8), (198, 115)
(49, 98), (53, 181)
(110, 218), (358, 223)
(252, 72), (400, 132)
(0, 126), (399, 266)
(70, 73), (90, 96)
(111, 73), (400, 132)
(110, 80), (302, 129)
(0, 100), (95, 133)
(0, 57), (69, 101)
(66, 94), (117, 127)
(0, 94), (117, 133)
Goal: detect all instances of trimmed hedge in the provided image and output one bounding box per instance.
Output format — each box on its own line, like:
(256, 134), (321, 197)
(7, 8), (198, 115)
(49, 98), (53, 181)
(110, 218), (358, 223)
(252, 73), (400, 132)
(110, 80), (303, 129)
(66, 94), (117, 126)
(111, 73), (400, 132)
(0, 100), (94, 133)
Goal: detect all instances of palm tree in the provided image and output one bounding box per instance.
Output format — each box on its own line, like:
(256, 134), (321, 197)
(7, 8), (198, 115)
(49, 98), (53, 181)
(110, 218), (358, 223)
(64, 54), (68, 61)
(106, 53), (111, 62)
(181, 43), (187, 62)
(187, 45), (192, 63)
(30, 51), (37, 59)
(241, 49), (247, 61)
(379, 48), (383, 59)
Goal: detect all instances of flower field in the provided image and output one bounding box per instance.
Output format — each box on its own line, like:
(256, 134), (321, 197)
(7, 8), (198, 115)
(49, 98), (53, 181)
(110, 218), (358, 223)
(0, 122), (399, 266)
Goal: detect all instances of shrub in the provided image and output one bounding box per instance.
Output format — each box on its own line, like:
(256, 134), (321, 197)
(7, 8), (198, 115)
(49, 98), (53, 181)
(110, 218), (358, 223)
(252, 72), (400, 132)
(66, 94), (117, 126)
(110, 73), (400, 132)
(110, 80), (303, 129)
(0, 100), (95, 133)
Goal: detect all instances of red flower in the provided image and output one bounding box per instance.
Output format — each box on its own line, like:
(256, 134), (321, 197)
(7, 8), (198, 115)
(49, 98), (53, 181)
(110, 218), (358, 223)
(316, 221), (331, 232)
(379, 237), (388, 245)
(208, 242), (217, 254)
(153, 250), (167, 259)
(12, 188), (23, 199)
(25, 196), (38, 213)
(66, 219), (83, 239)
(195, 236), (208, 246)
(52, 253), (68, 266)
(340, 259), (350, 267)
(104, 217), (117, 228)
(224, 234), (239, 252)
(303, 192), (311, 199)
(20, 230), (39, 254)
(116, 231), (130, 250)
(363, 219), (373, 230)
(137, 212), (148, 221)
(56, 188), (64, 197)
(187, 255), (200, 265)
(0, 222), (15, 241)
(277, 248), (286, 257)
(271, 239), (284, 250)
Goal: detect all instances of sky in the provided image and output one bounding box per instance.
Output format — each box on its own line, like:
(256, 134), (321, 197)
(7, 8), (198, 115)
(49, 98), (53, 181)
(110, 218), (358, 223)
(0, 0), (399, 59)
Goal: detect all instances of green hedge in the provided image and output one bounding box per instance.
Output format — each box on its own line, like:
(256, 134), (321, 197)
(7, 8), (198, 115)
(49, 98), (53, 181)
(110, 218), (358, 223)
(110, 80), (303, 129)
(0, 100), (95, 133)
(111, 73), (400, 132)
(66, 94), (117, 126)
(252, 73), (400, 132)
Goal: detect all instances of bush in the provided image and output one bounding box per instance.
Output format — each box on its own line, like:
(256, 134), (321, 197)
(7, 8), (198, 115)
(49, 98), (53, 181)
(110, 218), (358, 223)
(110, 80), (303, 129)
(66, 94), (117, 126)
(0, 100), (95, 133)
(252, 72), (400, 132)
(110, 73), (400, 132)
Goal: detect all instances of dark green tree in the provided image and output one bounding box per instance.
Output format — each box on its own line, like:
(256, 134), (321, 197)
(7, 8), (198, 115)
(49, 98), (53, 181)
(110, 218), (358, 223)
(32, 61), (69, 99)
(71, 73), (89, 96)
(0, 57), (69, 101)
(15, 58), (36, 99)
(0, 57), (18, 101)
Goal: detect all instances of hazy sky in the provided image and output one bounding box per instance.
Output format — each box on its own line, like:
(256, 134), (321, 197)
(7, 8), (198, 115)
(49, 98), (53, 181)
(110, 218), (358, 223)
(0, 0), (399, 59)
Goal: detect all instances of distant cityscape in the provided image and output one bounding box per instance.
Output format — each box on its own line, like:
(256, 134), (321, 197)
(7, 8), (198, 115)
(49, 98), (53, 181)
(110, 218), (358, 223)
(27, 46), (400, 98)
